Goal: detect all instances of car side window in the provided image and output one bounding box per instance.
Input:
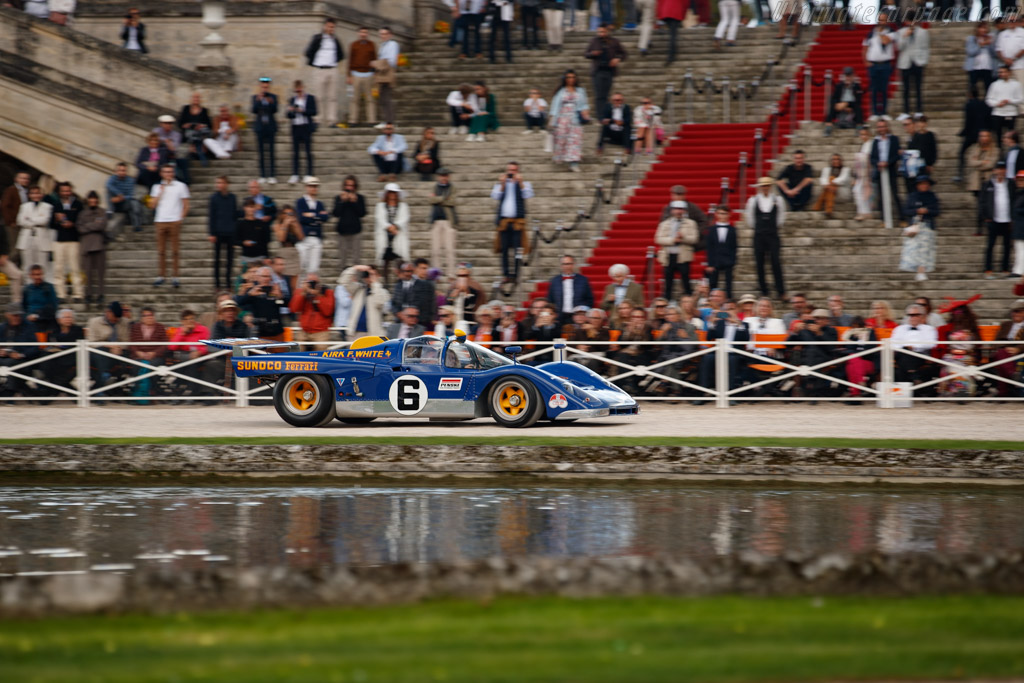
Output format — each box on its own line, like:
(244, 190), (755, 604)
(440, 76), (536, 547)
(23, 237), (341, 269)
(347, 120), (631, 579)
(403, 337), (443, 365)
(444, 342), (477, 369)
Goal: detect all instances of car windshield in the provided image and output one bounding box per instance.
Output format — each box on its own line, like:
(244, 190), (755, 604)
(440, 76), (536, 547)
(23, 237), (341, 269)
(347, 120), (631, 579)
(444, 342), (476, 369)
(469, 342), (512, 369)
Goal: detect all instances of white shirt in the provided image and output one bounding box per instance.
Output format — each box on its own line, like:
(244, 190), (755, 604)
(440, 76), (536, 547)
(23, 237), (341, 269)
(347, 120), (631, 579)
(614, 279), (632, 306)
(561, 277), (574, 313)
(125, 26), (141, 51)
(746, 193), (786, 230)
(716, 224), (728, 244)
(312, 34), (338, 67)
(609, 105), (624, 130)
(986, 78), (1024, 118)
(447, 90), (466, 107)
(975, 43), (993, 72)
(722, 322), (739, 342)
(150, 180), (190, 223)
(863, 28), (894, 62)
(890, 323), (937, 353)
(378, 40), (400, 68)
(291, 94), (310, 126)
(491, 180), (535, 218)
(994, 178), (1011, 223)
(876, 135), (890, 163)
(1008, 321), (1024, 340)
(523, 97), (548, 116)
(996, 26), (1024, 70)
(746, 316), (786, 352)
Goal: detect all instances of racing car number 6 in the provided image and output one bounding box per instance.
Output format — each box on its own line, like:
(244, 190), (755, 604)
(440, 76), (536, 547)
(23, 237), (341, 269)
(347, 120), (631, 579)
(388, 375), (429, 415)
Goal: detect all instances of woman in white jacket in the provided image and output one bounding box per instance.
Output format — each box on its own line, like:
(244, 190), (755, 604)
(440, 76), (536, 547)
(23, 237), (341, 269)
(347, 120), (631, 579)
(15, 185), (54, 280)
(338, 265), (389, 337)
(374, 182), (410, 277)
(811, 153), (852, 218)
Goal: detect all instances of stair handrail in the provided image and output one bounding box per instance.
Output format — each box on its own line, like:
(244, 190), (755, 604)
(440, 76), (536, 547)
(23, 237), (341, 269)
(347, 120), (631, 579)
(644, 246), (657, 307)
(768, 104), (780, 164)
(683, 70), (695, 125)
(721, 77), (731, 124)
(803, 65), (812, 122)
(704, 73), (714, 122)
(718, 176), (731, 206)
(754, 127), (764, 181)
(822, 69), (833, 121)
(737, 152), (749, 209)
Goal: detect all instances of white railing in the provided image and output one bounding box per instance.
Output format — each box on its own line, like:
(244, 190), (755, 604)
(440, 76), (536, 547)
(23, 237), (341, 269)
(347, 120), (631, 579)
(1, 337), (1022, 408)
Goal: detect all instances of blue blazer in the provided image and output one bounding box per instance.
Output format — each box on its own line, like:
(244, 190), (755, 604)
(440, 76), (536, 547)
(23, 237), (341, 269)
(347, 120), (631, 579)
(547, 273), (594, 311)
(251, 93), (279, 134)
(287, 94), (318, 125)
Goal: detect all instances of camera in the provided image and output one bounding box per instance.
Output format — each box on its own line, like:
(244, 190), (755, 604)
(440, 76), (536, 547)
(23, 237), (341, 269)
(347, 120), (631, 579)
(716, 311), (730, 320)
(507, 173), (514, 179)
(261, 285), (272, 294)
(357, 270), (371, 281)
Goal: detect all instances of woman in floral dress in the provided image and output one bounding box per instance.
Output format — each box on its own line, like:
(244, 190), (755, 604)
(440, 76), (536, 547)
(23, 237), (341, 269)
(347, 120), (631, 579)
(548, 69), (590, 172)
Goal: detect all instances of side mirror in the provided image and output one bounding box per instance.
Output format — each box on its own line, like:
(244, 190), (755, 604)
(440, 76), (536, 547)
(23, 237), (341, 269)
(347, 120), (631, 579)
(505, 345), (521, 363)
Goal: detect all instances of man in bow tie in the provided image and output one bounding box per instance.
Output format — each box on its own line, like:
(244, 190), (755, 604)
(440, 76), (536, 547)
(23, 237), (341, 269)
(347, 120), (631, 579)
(547, 254), (594, 327)
(890, 303), (938, 387)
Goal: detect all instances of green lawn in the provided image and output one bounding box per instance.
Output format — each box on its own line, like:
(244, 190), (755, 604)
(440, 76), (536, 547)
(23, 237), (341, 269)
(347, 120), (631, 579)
(2, 595), (1023, 682)
(0, 435), (1022, 450)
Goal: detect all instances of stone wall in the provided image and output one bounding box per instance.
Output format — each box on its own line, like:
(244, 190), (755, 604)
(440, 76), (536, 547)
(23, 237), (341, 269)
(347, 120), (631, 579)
(3, 552), (1022, 616)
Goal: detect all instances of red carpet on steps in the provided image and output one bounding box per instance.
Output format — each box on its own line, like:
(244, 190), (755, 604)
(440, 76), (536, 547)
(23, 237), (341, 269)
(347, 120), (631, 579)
(530, 24), (897, 305)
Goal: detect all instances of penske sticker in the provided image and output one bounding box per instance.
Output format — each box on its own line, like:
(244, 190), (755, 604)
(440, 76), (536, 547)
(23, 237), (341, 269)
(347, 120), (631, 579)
(438, 377), (463, 391)
(237, 360), (282, 371)
(548, 394), (568, 409)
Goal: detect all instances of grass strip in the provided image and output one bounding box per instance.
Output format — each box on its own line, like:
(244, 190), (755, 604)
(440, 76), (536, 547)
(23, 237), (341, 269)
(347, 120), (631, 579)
(0, 436), (1022, 450)
(1, 595), (1023, 682)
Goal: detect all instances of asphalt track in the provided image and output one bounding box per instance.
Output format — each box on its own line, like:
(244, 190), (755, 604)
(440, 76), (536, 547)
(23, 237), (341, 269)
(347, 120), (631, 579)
(3, 403), (1023, 441)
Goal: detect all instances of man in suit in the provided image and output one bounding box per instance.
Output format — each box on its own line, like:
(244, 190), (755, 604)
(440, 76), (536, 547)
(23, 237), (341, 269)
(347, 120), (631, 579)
(870, 118), (901, 225)
(384, 306), (426, 339)
(296, 177), (328, 276)
(896, 18), (929, 116)
(1003, 131), (1022, 176)
(286, 80), (317, 184)
(744, 179), (787, 299)
(1, 171), (30, 266)
(391, 259), (435, 327)
(251, 78), (279, 184)
(825, 67), (864, 136)
(982, 160), (1014, 278)
(548, 254), (594, 326)
(304, 18), (343, 127)
(705, 206), (738, 299)
(597, 93), (632, 154)
(697, 304), (750, 400)
(600, 263), (644, 314)
(135, 133), (172, 190)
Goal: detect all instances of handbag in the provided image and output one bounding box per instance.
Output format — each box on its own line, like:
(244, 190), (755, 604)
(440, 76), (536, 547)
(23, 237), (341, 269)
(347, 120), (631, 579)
(903, 217), (921, 237)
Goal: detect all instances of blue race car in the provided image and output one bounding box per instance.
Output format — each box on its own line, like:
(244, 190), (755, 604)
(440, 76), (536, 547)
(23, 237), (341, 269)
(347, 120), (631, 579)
(202, 333), (638, 428)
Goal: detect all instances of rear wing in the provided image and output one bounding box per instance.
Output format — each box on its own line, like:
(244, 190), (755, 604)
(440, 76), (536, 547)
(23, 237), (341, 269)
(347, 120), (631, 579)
(200, 338), (299, 356)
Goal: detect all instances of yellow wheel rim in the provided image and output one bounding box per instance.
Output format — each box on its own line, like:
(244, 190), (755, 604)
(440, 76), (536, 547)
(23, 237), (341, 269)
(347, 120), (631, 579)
(287, 379), (317, 413)
(498, 385), (526, 417)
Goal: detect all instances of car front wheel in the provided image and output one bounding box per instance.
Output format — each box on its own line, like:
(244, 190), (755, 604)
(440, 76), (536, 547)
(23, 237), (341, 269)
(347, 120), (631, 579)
(489, 377), (543, 428)
(274, 374), (336, 427)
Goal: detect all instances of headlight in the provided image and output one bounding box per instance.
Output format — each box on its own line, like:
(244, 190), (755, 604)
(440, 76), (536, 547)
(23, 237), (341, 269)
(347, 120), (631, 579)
(561, 381), (579, 398)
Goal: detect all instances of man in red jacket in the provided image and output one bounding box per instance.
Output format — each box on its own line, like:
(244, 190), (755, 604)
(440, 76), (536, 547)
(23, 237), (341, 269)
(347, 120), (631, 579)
(289, 271), (335, 350)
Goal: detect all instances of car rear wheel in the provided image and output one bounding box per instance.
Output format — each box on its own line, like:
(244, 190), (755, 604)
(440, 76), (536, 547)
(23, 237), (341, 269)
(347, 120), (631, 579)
(489, 377), (543, 428)
(274, 375), (336, 427)
(336, 417), (376, 424)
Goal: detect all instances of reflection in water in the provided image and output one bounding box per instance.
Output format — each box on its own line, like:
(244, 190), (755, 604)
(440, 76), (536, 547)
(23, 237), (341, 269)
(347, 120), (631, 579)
(0, 485), (1021, 576)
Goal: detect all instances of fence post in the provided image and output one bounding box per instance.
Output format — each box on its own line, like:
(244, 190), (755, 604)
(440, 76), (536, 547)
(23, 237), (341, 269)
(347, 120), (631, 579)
(76, 339), (90, 407)
(714, 339), (730, 408)
(721, 76), (730, 124)
(803, 65), (811, 122)
(235, 375), (249, 407)
(554, 338), (567, 363)
(880, 338), (895, 409)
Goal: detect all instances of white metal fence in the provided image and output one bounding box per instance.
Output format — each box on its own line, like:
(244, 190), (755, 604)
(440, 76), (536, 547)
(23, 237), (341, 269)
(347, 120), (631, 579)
(1, 337), (1022, 408)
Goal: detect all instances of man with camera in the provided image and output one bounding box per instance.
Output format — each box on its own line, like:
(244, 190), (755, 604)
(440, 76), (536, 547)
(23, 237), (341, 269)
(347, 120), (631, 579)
(121, 8), (147, 53)
(339, 264), (390, 337)
(235, 266), (286, 341)
(584, 24), (627, 122)
(289, 272), (335, 350)
(490, 162), (534, 283)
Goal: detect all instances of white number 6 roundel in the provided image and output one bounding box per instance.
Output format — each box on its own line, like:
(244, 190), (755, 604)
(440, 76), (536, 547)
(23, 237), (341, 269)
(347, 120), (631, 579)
(389, 375), (428, 415)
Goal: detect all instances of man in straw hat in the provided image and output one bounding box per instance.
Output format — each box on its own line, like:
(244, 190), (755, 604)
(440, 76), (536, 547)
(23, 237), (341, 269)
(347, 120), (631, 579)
(296, 176), (328, 275)
(744, 176), (787, 299)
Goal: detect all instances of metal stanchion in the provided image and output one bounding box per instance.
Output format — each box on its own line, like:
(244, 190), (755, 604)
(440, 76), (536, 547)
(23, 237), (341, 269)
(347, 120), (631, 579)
(714, 339), (730, 408)
(880, 167), (894, 229)
(645, 246), (656, 305)
(822, 69), (833, 121)
(684, 71), (695, 124)
(705, 73), (714, 122)
(738, 152), (748, 208)
(665, 82), (676, 130)
(769, 105), (779, 163)
(721, 77), (730, 124)
(803, 66), (812, 122)
(754, 128), (764, 180)
(737, 81), (746, 122)
(75, 339), (90, 407)
(880, 338), (895, 408)
(719, 177), (730, 205)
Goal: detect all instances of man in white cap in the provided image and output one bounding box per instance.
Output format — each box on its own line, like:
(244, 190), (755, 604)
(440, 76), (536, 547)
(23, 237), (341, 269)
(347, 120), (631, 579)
(153, 114), (187, 184)
(655, 199), (699, 300)
(744, 176), (787, 299)
(296, 177), (328, 275)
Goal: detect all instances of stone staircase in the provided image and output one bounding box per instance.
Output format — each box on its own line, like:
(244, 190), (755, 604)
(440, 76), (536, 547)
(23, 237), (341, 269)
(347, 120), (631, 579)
(20, 24), (818, 320)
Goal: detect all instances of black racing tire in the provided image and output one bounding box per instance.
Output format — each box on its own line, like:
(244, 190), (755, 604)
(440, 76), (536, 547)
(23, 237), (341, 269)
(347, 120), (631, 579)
(488, 377), (543, 428)
(273, 374), (336, 427)
(336, 417), (376, 424)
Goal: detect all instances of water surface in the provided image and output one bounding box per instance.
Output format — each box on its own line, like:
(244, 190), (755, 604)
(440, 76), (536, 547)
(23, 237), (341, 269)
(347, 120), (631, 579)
(1, 484), (1020, 576)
